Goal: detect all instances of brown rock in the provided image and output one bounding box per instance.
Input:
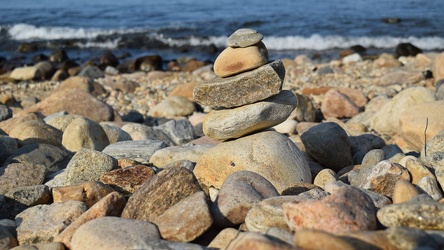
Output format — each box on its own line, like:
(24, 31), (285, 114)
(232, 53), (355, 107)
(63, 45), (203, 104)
(208, 228), (242, 249)
(321, 88), (360, 119)
(214, 41), (268, 77)
(58, 76), (106, 97)
(99, 165), (155, 196)
(52, 181), (115, 208)
(301, 86), (333, 96)
(433, 52), (444, 82)
(284, 185), (377, 234)
(225, 232), (296, 250)
(53, 192), (126, 249)
(121, 167), (202, 223)
(168, 81), (197, 100)
(153, 191), (213, 242)
(22, 89), (116, 122)
(193, 60), (284, 108)
(294, 229), (357, 250)
(392, 180), (420, 204)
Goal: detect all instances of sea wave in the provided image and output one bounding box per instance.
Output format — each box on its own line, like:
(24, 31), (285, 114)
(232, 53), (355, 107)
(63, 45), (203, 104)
(5, 23), (444, 51)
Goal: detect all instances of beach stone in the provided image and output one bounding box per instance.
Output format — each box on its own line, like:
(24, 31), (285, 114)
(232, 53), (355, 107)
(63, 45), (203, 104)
(194, 130), (312, 193)
(59, 76), (106, 96)
(292, 93), (316, 122)
(348, 134), (386, 164)
(395, 43), (422, 58)
(417, 176), (443, 201)
(203, 90), (297, 140)
(10, 242), (65, 250)
(313, 168), (337, 189)
(226, 28), (264, 48)
(326, 183), (391, 209)
(0, 135), (18, 165)
(400, 100), (444, 151)
(301, 122), (353, 172)
(120, 123), (174, 146)
(0, 113), (43, 135)
(404, 158), (435, 184)
(45, 114), (80, 132)
(273, 119), (298, 135)
(9, 66), (41, 81)
(294, 229), (357, 250)
(0, 224), (18, 249)
(156, 119), (197, 145)
(161, 160), (195, 171)
(370, 87), (436, 137)
(348, 160), (410, 197)
(63, 148), (118, 186)
(214, 41), (268, 77)
(421, 129), (444, 169)
(70, 217), (160, 250)
(377, 201), (444, 230)
(208, 228), (241, 249)
(154, 191), (212, 242)
(193, 60), (284, 108)
(281, 183), (321, 196)
(435, 79), (444, 100)
(54, 192), (126, 249)
(0, 105), (12, 122)
(77, 65), (104, 79)
(99, 165), (155, 196)
(386, 226), (440, 250)
(2, 143), (71, 174)
(148, 96), (195, 118)
(361, 149), (385, 167)
(9, 120), (62, 147)
(62, 117), (110, 152)
(52, 181), (114, 208)
(284, 185), (377, 234)
(100, 124), (131, 144)
(212, 171), (279, 227)
(169, 82), (197, 100)
(23, 89), (116, 122)
(379, 70), (424, 86)
(433, 52), (444, 82)
(15, 200), (87, 245)
(373, 53), (402, 68)
(392, 180), (420, 204)
(382, 144), (404, 159)
(262, 227), (294, 246)
(225, 231), (295, 250)
(102, 140), (167, 163)
(321, 89), (360, 119)
(245, 196), (307, 232)
(149, 144), (213, 168)
(0, 163), (46, 195)
(121, 167), (202, 223)
(1, 185), (52, 220)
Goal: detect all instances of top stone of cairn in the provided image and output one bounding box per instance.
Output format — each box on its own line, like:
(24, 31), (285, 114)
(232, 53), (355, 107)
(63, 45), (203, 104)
(226, 28), (264, 48)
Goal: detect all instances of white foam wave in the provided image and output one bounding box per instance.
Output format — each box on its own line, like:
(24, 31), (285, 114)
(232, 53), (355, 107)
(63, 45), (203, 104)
(263, 34), (444, 50)
(7, 23), (137, 40)
(76, 39), (121, 49)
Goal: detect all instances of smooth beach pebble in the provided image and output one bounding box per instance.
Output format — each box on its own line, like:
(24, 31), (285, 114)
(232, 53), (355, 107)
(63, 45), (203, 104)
(213, 41), (268, 77)
(226, 28), (264, 48)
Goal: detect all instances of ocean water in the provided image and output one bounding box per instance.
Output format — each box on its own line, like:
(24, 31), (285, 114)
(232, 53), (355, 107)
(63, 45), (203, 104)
(1, 0), (444, 64)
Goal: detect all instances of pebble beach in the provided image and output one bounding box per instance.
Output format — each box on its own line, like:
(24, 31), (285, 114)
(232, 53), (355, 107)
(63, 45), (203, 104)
(0, 28), (444, 250)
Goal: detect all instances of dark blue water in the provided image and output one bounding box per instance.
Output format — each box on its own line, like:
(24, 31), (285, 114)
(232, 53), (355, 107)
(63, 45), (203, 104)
(1, 0), (444, 63)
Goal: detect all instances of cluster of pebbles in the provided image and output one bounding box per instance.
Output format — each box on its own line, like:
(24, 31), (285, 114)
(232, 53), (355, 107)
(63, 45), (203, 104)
(0, 28), (443, 250)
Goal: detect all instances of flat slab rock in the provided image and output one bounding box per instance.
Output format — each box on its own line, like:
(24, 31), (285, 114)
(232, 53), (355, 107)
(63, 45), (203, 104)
(193, 60), (285, 108)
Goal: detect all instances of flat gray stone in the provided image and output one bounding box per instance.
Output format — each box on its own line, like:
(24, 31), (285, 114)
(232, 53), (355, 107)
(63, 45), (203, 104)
(15, 200), (87, 245)
(0, 163), (46, 195)
(155, 119), (197, 145)
(227, 28), (264, 47)
(149, 144), (214, 168)
(63, 148), (118, 186)
(121, 123), (175, 146)
(193, 60), (285, 108)
(203, 90), (297, 140)
(102, 140), (167, 163)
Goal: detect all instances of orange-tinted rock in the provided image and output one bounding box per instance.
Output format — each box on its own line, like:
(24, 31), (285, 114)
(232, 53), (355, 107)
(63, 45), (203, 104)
(52, 181), (115, 208)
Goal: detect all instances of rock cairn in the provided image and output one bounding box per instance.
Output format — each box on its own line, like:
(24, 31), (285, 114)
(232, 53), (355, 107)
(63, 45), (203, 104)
(193, 29), (312, 193)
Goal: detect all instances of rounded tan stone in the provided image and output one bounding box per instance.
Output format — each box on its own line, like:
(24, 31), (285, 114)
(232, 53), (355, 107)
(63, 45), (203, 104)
(213, 41), (268, 77)
(194, 130), (312, 194)
(392, 179), (420, 204)
(294, 229), (356, 250)
(314, 168), (338, 189)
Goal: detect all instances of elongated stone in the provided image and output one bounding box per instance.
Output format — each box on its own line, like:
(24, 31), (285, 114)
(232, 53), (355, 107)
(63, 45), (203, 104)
(227, 28), (264, 48)
(203, 90), (297, 140)
(193, 60), (284, 108)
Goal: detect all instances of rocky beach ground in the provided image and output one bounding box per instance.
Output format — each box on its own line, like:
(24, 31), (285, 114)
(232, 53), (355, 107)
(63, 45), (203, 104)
(0, 28), (444, 250)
